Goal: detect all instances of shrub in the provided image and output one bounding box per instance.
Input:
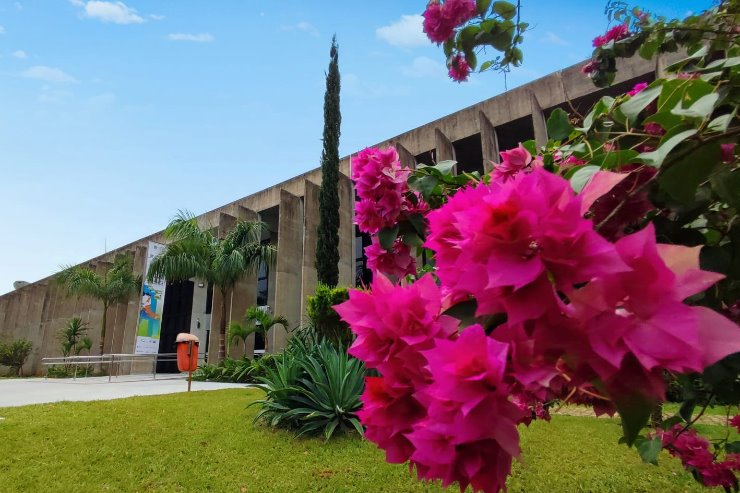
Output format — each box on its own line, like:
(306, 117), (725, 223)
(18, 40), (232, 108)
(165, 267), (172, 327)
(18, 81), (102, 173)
(252, 339), (365, 440)
(306, 284), (352, 347)
(192, 355), (277, 384)
(0, 339), (33, 376)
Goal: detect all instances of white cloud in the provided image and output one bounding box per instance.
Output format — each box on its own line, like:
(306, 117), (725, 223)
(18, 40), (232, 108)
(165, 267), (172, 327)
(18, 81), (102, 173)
(14, 2), (23, 10)
(12, 50), (28, 59)
(280, 21), (319, 37)
(73, 1), (144, 25)
(38, 87), (74, 104)
(21, 65), (77, 83)
(401, 56), (447, 79)
(376, 15), (427, 48)
(87, 92), (116, 108)
(167, 33), (214, 43)
(0, 26), (6, 34)
(149, 14), (165, 21)
(541, 32), (570, 46)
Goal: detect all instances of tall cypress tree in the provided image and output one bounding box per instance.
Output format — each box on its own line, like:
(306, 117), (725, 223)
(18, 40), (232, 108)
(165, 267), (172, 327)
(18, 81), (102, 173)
(316, 35), (341, 287)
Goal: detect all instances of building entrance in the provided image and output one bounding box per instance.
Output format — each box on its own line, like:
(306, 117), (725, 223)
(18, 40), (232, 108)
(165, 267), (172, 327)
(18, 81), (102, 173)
(157, 281), (194, 373)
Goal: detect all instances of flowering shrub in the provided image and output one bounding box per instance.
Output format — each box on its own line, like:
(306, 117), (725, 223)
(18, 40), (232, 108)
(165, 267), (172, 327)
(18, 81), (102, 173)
(337, 2), (740, 492)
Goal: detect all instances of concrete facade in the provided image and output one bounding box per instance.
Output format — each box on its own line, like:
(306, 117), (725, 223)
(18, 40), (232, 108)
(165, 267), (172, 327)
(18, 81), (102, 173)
(0, 57), (663, 375)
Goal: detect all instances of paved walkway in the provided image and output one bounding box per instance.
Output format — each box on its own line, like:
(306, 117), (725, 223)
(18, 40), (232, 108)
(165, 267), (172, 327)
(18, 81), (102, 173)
(0, 374), (249, 408)
(554, 405), (727, 425)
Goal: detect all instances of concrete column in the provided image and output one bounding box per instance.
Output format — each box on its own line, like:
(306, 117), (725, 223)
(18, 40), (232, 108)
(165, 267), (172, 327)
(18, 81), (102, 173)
(479, 111), (501, 173)
(24, 284), (47, 375)
(338, 173), (354, 288)
(435, 128), (457, 174)
(12, 290), (30, 340)
(272, 189), (304, 351)
(229, 205), (259, 359)
(394, 142), (417, 170)
(530, 92), (548, 148)
(300, 180), (321, 324)
(0, 296), (8, 331)
(208, 212), (237, 363)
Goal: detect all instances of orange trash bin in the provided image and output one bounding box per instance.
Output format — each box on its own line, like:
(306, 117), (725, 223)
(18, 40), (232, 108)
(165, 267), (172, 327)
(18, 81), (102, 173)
(176, 333), (199, 391)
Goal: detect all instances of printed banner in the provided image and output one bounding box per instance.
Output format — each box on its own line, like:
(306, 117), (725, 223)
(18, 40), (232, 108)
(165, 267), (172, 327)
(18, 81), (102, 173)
(134, 241), (167, 354)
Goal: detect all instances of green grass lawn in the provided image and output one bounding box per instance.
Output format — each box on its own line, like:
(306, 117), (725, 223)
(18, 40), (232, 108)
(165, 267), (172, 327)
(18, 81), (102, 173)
(0, 388), (714, 492)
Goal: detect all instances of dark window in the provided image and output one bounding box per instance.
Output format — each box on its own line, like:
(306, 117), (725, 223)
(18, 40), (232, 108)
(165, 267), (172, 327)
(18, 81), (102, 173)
(205, 282), (213, 314)
(355, 226), (372, 287)
(257, 261), (269, 306)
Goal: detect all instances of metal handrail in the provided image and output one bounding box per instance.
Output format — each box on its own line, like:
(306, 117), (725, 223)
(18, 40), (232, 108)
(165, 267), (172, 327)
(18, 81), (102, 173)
(41, 352), (202, 382)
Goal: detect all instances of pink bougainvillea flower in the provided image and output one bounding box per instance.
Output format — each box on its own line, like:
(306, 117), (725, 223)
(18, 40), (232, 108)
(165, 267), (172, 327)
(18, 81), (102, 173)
(448, 54), (471, 82)
(721, 143), (736, 163)
(492, 143), (538, 182)
(334, 273), (458, 384)
(628, 82), (649, 96)
(655, 425), (740, 489)
(581, 61), (598, 75)
(589, 165), (656, 240)
(423, 0), (476, 44)
(365, 237), (417, 279)
(422, 1), (455, 43)
(593, 24), (630, 47)
(359, 376), (426, 464)
(569, 223), (740, 403)
(443, 0), (477, 26)
(579, 170), (629, 215)
(731, 415), (740, 433)
(351, 146), (411, 234)
(407, 325), (525, 493)
(643, 121), (665, 136)
(425, 167), (627, 321)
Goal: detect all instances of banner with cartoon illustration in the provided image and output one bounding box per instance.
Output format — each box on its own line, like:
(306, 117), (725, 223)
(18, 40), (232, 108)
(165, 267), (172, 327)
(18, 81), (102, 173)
(134, 241), (167, 354)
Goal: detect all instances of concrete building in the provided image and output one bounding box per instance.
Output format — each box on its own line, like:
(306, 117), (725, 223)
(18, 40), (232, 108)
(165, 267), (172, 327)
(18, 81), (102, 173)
(0, 56), (662, 375)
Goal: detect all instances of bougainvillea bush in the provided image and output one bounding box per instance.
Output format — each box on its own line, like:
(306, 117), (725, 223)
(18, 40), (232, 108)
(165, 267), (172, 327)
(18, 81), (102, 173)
(336, 1), (740, 492)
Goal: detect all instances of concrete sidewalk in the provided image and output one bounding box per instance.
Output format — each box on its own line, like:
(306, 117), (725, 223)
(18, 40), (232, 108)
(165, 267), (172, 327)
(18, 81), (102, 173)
(0, 374), (249, 408)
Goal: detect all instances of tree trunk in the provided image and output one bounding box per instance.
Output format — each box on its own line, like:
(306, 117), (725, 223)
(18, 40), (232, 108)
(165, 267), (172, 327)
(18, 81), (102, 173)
(218, 289), (227, 362)
(650, 403), (664, 428)
(99, 304), (108, 356)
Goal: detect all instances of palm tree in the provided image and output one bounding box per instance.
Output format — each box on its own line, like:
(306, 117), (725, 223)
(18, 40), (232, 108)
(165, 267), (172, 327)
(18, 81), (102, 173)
(227, 320), (253, 357)
(147, 210), (276, 362)
(58, 256), (141, 356)
(244, 306), (289, 354)
(58, 317), (91, 357)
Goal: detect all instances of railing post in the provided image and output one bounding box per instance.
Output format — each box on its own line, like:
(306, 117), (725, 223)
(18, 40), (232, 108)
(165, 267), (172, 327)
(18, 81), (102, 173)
(108, 354), (113, 383)
(153, 354), (158, 380)
(73, 360), (77, 381)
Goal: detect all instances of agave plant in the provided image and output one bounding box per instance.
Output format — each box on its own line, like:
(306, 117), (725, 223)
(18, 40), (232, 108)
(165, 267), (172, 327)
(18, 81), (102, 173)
(251, 339), (365, 440)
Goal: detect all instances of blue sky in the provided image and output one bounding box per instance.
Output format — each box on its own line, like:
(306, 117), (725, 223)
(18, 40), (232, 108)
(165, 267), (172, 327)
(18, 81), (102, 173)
(0, 0), (710, 293)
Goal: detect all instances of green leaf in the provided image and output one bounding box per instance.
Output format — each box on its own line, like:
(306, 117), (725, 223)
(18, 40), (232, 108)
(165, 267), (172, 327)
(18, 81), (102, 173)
(570, 166), (600, 193)
(636, 437), (663, 465)
(492, 1), (517, 19)
(434, 160), (458, 176)
(590, 149), (639, 169)
(476, 0), (493, 15)
(620, 84), (662, 123)
(582, 96), (615, 132)
(657, 78), (713, 114)
(480, 60), (494, 71)
(659, 142), (719, 202)
(546, 108), (573, 141)
(671, 92), (719, 120)
(707, 113), (733, 133)
(638, 128), (698, 168)
(615, 393), (654, 446)
(726, 441), (740, 454)
(408, 174), (439, 198)
(378, 225), (399, 251)
(661, 415), (684, 429)
(711, 168), (740, 210)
